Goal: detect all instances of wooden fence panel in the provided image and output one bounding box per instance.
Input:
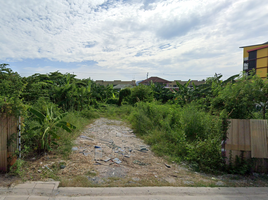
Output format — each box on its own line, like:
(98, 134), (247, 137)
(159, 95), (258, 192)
(0, 114), (18, 172)
(250, 119), (268, 158)
(7, 116), (18, 153)
(0, 114), (8, 172)
(226, 119), (251, 161)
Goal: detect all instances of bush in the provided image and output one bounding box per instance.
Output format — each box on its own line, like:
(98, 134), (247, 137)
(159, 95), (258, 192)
(79, 107), (100, 119)
(106, 98), (119, 105)
(128, 102), (223, 172)
(129, 84), (154, 105)
(118, 88), (131, 106)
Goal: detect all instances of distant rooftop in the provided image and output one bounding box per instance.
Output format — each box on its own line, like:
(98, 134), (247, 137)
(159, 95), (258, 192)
(139, 76), (171, 84)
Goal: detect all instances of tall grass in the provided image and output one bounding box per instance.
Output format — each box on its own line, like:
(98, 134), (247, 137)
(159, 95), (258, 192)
(55, 111), (98, 158)
(128, 102), (223, 172)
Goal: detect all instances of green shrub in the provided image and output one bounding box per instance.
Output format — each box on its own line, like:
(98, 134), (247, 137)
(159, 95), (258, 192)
(118, 88), (131, 106)
(106, 98), (119, 105)
(129, 84), (154, 105)
(128, 102), (223, 172)
(79, 107), (100, 119)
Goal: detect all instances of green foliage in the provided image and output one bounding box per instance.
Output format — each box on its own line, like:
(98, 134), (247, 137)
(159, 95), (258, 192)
(54, 111), (93, 158)
(0, 64), (27, 116)
(27, 105), (76, 152)
(0, 64), (25, 98)
(9, 159), (26, 178)
(106, 98), (119, 105)
(129, 102), (223, 172)
(0, 96), (27, 117)
(150, 83), (174, 103)
(79, 107), (100, 120)
(118, 88), (131, 106)
(129, 84), (154, 105)
(227, 151), (252, 175)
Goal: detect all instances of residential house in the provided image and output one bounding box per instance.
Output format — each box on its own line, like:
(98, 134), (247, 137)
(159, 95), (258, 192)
(139, 77), (171, 86)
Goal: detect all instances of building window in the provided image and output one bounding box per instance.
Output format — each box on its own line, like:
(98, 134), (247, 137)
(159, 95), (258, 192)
(248, 50), (257, 70)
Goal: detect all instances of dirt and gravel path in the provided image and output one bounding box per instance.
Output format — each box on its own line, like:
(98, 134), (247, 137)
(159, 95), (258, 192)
(65, 117), (195, 186)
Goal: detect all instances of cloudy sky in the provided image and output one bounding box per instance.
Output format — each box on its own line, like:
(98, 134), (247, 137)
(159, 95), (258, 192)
(0, 0), (267, 81)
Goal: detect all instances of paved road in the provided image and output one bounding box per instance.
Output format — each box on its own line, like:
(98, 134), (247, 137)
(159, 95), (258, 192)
(0, 181), (268, 199)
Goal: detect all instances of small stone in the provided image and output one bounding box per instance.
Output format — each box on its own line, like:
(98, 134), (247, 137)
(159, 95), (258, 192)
(253, 173), (259, 177)
(80, 135), (94, 140)
(165, 163), (171, 168)
(60, 165), (66, 169)
(116, 132), (122, 137)
(215, 181), (225, 186)
(72, 147), (78, 151)
(112, 158), (122, 164)
(183, 181), (194, 185)
(132, 177), (140, 181)
(138, 147), (148, 152)
(38, 170), (42, 173)
(165, 177), (176, 184)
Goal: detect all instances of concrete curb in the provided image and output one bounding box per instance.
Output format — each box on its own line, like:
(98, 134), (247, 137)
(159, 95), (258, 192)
(55, 187), (268, 196)
(1, 185), (268, 199)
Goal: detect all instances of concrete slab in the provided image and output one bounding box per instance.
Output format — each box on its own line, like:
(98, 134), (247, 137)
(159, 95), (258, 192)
(35, 183), (55, 190)
(10, 188), (33, 195)
(0, 187), (11, 193)
(56, 188), (93, 196)
(33, 181), (60, 189)
(235, 187), (268, 194)
(28, 196), (50, 200)
(13, 183), (36, 189)
(4, 196), (28, 200)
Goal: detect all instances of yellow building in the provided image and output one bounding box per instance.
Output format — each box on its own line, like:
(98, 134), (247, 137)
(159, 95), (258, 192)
(240, 41), (268, 78)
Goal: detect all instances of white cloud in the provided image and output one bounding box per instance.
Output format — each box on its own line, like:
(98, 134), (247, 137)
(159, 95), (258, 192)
(0, 0), (268, 80)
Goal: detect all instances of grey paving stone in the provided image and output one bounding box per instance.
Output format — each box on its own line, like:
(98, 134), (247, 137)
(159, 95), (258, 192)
(28, 196), (50, 200)
(11, 188), (33, 195)
(13, 183), (36, 189)
(35, 183), (55, 190)
(4, 196), (28, 200)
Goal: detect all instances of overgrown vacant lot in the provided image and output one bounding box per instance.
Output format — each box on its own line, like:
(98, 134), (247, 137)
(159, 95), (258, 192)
(3, 118), (268, 187)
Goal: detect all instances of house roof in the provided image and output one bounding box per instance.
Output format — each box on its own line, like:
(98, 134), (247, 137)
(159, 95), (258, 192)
(240, 41), (268, 48)
(113, 84), (133, 89)
(139, 76), (171, 84)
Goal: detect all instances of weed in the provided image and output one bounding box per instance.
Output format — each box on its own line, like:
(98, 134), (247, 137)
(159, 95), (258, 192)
(85, 171), (97, 177)
(9, 159), (26, 179)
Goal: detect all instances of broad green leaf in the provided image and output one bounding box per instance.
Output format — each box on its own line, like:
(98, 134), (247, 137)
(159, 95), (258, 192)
(29, 108), (45, 121)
